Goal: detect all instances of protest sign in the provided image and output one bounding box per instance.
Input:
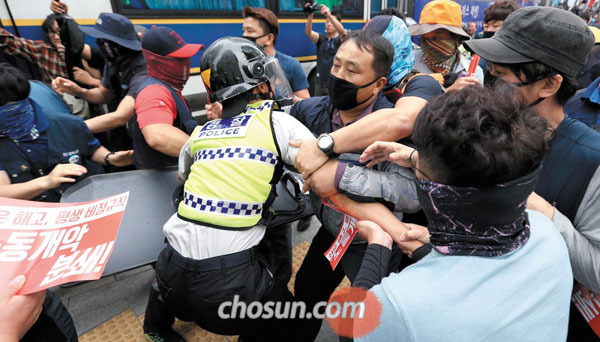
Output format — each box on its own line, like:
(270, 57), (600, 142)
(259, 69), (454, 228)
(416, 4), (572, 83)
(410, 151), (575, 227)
(573, 288), (600, 337)
(0, 192), (128, 294)
(322, 199), (358, 270)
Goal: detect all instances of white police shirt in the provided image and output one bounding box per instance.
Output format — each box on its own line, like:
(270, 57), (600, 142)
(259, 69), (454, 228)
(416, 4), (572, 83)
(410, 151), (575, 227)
(163, 110), (315, 260)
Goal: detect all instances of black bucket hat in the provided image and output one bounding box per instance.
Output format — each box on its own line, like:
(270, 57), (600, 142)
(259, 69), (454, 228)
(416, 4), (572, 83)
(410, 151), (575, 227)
(464, 7), (594, 77)
(80, 13), (141, 51)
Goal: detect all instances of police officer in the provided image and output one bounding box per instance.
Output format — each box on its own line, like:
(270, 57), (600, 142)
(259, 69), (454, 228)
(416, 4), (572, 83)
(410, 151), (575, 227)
(142, 37), (314, 341)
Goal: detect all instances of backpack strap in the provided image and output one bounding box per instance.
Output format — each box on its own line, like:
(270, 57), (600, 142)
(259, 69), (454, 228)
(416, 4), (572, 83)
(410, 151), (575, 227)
(383, 71), (444, 103)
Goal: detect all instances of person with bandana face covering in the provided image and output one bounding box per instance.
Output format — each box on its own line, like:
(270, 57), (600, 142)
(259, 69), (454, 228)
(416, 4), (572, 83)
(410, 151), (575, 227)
(52, 13), (147, 144)
(136, 27), (203, 342)
(354, 84), (573, 341)
(289, 30), (422, 342)
(409, 0), (483, 90)
(0, 62), (133, 342)
(130, 27), (203, 170)
(464, 7), (600, 340)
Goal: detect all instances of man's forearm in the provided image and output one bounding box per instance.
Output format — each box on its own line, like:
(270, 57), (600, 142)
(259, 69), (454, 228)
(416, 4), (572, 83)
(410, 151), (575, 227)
(84, 96), (134, 133)
(330, 108), (413, 154)
(294, 89), (310, 102)
(143, 125), (190, 157)
(85, 113), (127, 133)
(0, 29), (37, 64)
(328, 194), (420, 250)
(305, 14), (313, 36)
(0, 178), (50, 200)
(554, 208), (600, 293)
(330, 14), (345, 37)
(77, 87), (110, 104)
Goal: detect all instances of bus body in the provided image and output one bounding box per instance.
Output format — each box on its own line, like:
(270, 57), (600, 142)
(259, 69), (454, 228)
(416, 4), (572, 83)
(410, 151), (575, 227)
(0, 0), (545, 97)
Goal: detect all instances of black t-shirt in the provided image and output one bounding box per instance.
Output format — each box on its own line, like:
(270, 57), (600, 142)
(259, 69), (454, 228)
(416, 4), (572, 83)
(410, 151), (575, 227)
(87, 46), (105, 71)
(401, 74), (443, 101)
(315, 34), (342, 84)
(101, 53), (147, 100)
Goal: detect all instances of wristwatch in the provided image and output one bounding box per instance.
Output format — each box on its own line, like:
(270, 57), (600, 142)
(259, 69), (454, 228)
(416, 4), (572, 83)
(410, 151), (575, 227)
(104, 151), (116, 166)
(317, 133), (337, 157)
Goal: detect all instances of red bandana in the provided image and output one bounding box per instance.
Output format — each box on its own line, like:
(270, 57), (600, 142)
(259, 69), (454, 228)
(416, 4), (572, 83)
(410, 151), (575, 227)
(142, 49), (190, 92)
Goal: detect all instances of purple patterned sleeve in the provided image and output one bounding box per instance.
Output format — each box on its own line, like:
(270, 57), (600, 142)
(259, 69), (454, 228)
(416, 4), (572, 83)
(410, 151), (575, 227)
(334, 161), (348, 191)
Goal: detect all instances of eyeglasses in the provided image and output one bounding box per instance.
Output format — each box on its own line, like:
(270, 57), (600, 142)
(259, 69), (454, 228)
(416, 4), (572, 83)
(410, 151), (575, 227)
(408, 149), (432, 181)
(46, 29), (60, 37)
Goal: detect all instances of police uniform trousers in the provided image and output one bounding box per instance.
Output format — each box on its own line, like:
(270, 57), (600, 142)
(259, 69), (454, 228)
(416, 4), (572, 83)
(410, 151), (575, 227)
(150, 242), (295, 341)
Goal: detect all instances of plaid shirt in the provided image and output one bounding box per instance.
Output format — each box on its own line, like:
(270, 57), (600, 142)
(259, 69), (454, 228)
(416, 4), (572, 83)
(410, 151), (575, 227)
(0, 28), (68, 84)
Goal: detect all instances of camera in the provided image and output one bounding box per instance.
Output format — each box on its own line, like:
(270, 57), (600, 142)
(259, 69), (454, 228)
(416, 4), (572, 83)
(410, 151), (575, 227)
(304, 1), (322, 14)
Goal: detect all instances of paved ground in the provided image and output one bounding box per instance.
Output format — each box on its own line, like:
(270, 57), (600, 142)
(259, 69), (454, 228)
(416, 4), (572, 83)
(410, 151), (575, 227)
(52, 216), (341, 341)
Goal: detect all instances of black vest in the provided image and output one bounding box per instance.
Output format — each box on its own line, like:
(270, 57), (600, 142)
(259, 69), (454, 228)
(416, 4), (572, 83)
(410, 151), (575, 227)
(130, 77), (198, 169)
(536, 117), (600, 221)
(0, 103), (102, 202)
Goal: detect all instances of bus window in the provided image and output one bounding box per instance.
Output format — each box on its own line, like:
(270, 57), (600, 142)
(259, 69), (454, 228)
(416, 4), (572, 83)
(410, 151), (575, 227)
(278, 0), (363, 16)
(371, 0), (382, 16)
(119, 0), (265, 11)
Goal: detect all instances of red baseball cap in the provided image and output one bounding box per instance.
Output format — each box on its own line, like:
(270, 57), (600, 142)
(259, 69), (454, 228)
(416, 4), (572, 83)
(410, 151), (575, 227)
(142, 26), (204, 58)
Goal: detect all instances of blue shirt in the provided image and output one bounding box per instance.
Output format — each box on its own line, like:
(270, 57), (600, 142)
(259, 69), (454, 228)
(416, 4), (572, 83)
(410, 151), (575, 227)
(28, 80), (70, 114)
(357, 210), (573, 342)
(275, 51), (309, 93)
(564, 76), (600, 128)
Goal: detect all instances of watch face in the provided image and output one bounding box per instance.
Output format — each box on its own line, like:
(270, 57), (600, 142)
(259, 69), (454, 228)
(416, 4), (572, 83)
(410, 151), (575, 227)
(318, 135), (332, 150)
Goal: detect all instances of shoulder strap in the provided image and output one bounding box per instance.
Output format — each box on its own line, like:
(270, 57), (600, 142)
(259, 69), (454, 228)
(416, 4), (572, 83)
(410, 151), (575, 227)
(398, 71), (444, 94)
(138, 77), (196, 134)
(259, 102), (284, 224)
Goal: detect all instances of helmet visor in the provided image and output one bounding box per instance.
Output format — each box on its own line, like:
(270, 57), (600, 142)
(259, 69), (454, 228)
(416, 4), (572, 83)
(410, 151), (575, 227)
(262, 56), (294, 106)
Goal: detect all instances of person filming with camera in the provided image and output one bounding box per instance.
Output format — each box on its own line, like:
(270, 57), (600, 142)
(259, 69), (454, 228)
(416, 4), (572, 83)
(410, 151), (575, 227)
(304, 1), (346, 96)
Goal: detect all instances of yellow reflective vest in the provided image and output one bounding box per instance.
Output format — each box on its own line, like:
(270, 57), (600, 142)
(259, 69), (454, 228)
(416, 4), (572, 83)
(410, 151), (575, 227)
(178, 100), (281, 229)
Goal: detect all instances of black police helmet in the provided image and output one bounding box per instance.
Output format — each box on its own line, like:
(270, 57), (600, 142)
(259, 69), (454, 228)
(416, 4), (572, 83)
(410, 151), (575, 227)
(200, 37), (270, 104)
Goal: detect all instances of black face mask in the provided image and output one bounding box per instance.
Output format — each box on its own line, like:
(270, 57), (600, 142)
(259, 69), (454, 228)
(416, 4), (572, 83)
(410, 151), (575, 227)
(327, 74), (380, 111)
(482, 31), (495, 38)
(243, 33), (269, 44)
(484, 73), (498, 87)
(96, 39), (135, 70)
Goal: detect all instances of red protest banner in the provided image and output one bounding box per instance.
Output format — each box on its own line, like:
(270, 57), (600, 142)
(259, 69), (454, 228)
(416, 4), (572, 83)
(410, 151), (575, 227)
(573, 288), (600, 337)
(322, 199), (358, 270)
(0, 192), (128, 294)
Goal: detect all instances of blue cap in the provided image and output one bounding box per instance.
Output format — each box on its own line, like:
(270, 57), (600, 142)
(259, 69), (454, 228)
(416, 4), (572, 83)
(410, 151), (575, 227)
(80, 13), (141, 51)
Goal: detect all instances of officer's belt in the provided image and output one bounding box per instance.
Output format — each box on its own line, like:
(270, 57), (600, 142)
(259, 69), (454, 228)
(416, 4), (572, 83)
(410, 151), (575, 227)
(165, 243), (256, 272)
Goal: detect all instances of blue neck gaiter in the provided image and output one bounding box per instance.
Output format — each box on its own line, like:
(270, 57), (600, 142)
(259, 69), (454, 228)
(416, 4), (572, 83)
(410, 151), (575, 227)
(0, 99), (38, 140)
